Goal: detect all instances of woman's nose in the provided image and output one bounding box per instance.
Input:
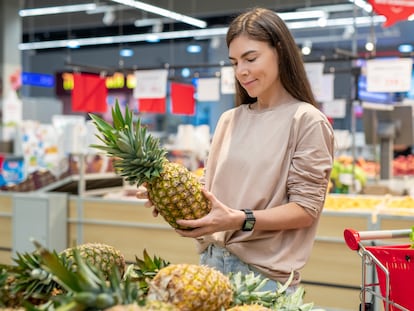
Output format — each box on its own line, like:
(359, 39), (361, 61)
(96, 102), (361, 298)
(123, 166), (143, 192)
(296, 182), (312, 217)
(235, 65), (248, 77)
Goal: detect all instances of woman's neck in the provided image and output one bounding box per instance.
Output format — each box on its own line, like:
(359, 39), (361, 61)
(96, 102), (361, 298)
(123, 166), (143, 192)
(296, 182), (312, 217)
(252, 89), (294, 110)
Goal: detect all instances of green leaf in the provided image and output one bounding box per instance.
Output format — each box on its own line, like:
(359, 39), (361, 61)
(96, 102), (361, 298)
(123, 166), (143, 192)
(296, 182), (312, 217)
(32, 239), (83, 293)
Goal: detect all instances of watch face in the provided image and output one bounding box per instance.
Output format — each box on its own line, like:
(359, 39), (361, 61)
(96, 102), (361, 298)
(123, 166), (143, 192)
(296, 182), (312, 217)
(244, 220), (255, 230)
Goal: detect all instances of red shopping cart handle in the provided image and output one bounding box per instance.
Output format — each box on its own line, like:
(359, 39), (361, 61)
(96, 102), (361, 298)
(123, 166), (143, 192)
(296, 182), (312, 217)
(344, 228), (361, 250)
(344, 228), (413, 251)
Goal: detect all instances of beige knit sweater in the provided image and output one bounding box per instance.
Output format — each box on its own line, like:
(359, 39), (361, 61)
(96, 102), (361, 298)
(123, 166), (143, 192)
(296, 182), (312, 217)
(197, 101), (334, 284)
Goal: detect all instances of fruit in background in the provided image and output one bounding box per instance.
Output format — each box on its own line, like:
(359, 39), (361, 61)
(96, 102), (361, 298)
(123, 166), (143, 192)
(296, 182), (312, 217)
(393, 154), (414, 176)
(330, 158), (367, 193)
(89, 101), (211, 229)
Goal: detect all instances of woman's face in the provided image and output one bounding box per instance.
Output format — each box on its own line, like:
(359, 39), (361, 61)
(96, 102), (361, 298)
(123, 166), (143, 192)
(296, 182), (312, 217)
(228, 35), (280, 100)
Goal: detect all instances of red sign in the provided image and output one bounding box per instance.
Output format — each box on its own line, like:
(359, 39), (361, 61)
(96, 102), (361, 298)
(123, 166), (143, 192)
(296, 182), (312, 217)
(368, 0), (414, 27)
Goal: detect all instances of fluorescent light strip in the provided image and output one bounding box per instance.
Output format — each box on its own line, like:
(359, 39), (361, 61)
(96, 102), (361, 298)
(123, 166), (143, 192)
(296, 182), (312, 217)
(18, 15), (387, 51)
(19, 3), (97, 17)
(288, 15), (385, 29)
(19, 28), (228, 50)
(110, 0), (206, 28)
(278, 10), (326, 21)
(348, 0), (373, 13)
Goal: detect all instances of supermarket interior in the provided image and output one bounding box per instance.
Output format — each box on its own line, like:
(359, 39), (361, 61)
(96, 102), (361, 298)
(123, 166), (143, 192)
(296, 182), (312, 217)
(1, 0), (414, 310)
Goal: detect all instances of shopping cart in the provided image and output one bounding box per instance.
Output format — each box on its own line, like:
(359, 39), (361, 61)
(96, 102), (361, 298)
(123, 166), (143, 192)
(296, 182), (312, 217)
(344, 228), (414, 311)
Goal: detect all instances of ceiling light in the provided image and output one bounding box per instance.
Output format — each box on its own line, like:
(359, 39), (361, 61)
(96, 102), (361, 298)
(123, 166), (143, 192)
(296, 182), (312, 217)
(301, 40), (312, 55)
(146, 34), (161, 43)
(398, 44), (413, 53)
(181, 68), (191, 78)
(278, 10), (326, 21)
(348, 0), (373, 13)
(152, 22), (163, 33)
(187, 44), (202, 53)
(318, 16), (328, 27)
(365, 41), (375, 51)
(342, 25), (355, 39)
(134, 18), (164, 27)
(120, 48), (134, 57)
(19, 28), (228, 50)
(102, 10), (116, 25)
(67, 40), (80, 49)
(19, 3), (97, 17)
(110, 0), (206, 28)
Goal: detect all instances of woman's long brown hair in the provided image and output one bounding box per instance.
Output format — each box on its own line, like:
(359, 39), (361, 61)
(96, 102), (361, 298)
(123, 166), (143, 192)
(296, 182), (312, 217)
(226, 7), (318, 107)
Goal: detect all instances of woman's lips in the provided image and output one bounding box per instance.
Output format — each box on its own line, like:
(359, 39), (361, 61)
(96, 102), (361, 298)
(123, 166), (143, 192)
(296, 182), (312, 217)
(241, 79), (256, 88)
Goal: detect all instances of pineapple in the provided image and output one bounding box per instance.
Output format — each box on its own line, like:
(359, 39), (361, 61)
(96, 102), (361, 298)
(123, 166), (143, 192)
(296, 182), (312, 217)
(32, 240), (140, 310)
(89, 101), (211, 229)
(147, 263), (233, 311)
(0, 243), (125, 309)
(226, 304), (273, 311)
(60, 242), (126, 279)
(106, 301), (179, 311)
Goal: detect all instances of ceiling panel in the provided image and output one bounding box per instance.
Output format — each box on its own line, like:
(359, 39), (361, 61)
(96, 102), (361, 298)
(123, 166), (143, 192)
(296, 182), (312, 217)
(19, 0), (414, 57)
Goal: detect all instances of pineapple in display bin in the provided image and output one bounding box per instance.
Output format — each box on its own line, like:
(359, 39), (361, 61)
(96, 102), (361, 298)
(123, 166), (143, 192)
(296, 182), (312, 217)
(0, 241), (316, 310)
(89, 101), (211, 229)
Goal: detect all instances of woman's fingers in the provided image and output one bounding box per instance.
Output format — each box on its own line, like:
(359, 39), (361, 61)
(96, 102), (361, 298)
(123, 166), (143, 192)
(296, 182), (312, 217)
(136, 188), (148, 199)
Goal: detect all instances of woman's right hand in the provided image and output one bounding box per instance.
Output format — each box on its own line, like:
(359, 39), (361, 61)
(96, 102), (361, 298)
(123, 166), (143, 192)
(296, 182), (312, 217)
(136, 183), (159, 217)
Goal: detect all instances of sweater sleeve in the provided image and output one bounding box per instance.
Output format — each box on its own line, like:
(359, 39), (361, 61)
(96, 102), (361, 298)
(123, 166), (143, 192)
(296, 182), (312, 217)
(287, 112), (334, 218)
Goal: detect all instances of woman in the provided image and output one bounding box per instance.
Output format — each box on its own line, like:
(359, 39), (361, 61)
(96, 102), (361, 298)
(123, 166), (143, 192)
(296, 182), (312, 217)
(145, 7), (334, 292)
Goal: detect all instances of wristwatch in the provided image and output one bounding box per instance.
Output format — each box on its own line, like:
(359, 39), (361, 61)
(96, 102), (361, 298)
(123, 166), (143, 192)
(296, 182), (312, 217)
(241, 209), (256, 231)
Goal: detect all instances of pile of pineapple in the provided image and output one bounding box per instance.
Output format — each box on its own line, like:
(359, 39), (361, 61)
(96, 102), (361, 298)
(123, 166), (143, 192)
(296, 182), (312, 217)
(0, 241), (316, 311)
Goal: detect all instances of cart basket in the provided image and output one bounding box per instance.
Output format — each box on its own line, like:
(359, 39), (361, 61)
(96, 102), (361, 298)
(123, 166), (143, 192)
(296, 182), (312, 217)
(366, 244), (414, 310)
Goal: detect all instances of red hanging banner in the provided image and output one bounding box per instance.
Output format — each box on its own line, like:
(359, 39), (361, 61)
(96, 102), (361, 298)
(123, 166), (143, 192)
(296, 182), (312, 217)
(138, 98), (166, 114)
(171, 82), (195, 115)
(368, 0), (414, 27)
(72, 73), (108, 113)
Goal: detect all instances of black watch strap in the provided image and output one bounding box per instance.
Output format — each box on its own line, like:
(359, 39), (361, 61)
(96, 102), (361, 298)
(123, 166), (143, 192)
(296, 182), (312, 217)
(241, 209), (256, 231)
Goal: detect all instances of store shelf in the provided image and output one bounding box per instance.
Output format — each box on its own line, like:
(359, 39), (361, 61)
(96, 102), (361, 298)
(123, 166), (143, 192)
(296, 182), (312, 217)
(38, 173), (124, 195)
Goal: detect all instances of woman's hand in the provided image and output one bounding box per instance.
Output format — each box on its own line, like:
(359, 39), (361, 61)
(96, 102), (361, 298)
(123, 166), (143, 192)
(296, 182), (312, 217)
(136, 183), (159, 217)
(175, 188), (243, 238)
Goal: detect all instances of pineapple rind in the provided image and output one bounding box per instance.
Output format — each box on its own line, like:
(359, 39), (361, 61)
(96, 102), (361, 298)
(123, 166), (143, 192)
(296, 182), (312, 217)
(147, 264), (233, 311)
(60, 243), (126, 279)
(226, 304), (273, 311)
(147, 162), (211, 229)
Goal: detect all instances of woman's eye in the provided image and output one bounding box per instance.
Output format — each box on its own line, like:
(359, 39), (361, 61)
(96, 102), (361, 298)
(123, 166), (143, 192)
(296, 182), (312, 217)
(247, 58), (256, 62)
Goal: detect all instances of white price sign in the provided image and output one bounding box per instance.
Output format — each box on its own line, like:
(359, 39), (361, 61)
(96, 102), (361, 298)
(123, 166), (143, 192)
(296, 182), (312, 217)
(366, 58), (413, 93)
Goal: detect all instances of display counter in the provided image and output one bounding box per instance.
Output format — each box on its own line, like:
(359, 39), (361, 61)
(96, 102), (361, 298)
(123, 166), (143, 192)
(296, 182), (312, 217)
(67, 196), (199, 264)
(0, 193), (13, 264)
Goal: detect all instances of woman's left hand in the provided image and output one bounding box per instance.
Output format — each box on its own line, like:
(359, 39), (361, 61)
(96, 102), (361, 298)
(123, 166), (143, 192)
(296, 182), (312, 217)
(175, 188), (243, 238)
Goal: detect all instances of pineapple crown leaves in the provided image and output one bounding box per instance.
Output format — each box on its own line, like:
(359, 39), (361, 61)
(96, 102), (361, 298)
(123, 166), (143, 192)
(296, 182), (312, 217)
(32, 239), (141, 310)
(134, 249), (171, 275)
(273, 286), (314, 311)
(128, 249), (171, 296)
(229, 272), (279, 308)
(89, 100), (168, 186)
(9, 250), (59, 301)
(228, 271), (314, 311)
(32, 239), (84, 294)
